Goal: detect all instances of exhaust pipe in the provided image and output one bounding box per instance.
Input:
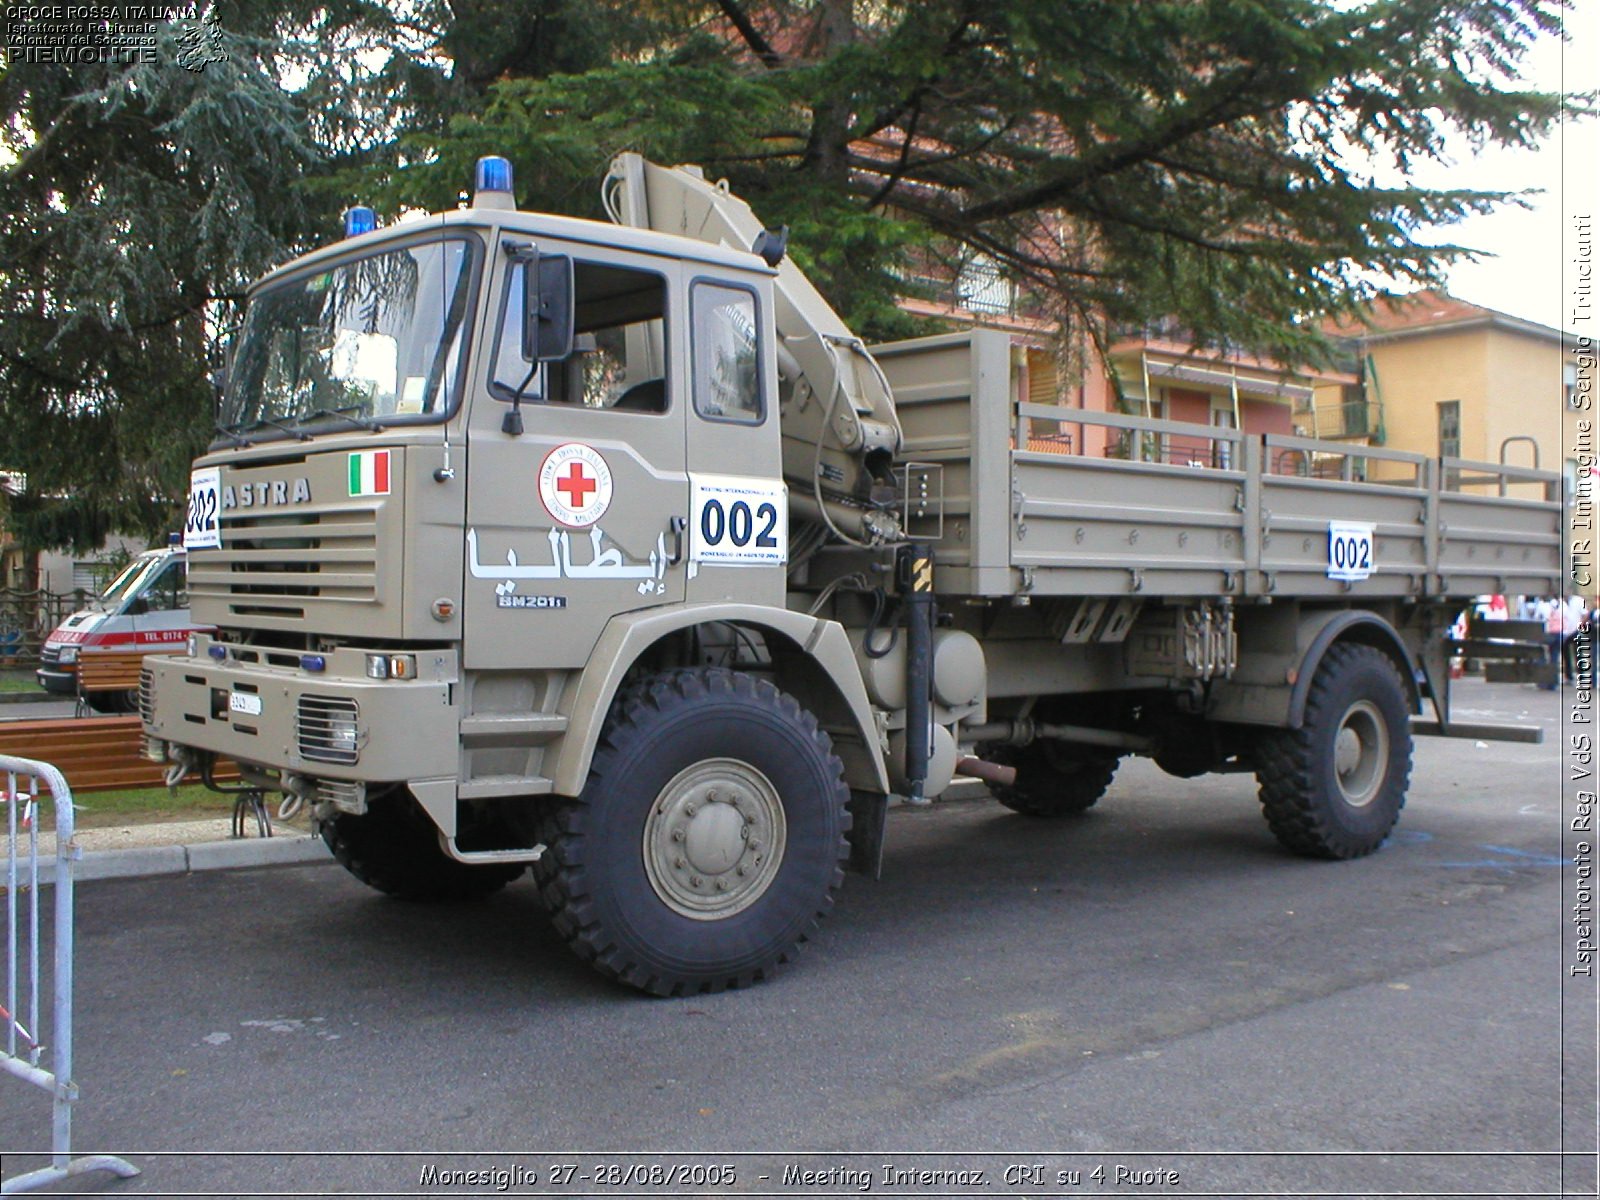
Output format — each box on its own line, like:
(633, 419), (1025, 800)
(954, 756), (1017, 787)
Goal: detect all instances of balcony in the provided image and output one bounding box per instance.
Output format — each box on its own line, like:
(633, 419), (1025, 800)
(1301, 386), (1383, 442)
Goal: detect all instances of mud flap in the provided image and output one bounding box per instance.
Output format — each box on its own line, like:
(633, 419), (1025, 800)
(846, 790), (888, 879)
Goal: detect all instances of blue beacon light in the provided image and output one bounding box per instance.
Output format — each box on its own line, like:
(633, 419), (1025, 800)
(343, 206), (377, 238)
(475, 156), (514, 195)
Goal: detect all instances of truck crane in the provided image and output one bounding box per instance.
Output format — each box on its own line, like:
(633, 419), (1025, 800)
(141, 155), (1562, 994)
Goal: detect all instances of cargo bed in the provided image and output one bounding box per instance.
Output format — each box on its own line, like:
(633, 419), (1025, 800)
(876, 330), (1563, 603)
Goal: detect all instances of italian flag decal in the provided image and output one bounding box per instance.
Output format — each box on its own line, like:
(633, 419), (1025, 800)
(348, 449), (391, 497)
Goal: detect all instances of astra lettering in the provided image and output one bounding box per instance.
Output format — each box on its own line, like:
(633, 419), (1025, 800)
(221, 478), (312, 509)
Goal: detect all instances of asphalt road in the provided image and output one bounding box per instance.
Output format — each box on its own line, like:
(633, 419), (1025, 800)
(0, 695), (83, 721)
(1, 678), (1593, 1198)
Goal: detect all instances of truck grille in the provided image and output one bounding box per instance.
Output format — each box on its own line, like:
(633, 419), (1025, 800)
(191, 505), (379, 615)
(297, 695), (362, 765)
(40, 645), (62, 668)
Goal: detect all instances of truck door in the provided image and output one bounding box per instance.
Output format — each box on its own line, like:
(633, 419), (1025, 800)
(463, 242), (688, 670)
(682, 276), (786, 608)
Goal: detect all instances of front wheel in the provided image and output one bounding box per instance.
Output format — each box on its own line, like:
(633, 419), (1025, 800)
(1254, 643), (1412, 859)
(534, 668), (850, 996)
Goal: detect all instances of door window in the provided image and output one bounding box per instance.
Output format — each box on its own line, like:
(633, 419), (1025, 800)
(690, 282), (762, 423)
(492, 258), (668, 413)
(144, 561), (187, 611)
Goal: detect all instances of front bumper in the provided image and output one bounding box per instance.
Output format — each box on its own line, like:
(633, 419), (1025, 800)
(36, 666), (76, 695)
(141, 639), (461, 784)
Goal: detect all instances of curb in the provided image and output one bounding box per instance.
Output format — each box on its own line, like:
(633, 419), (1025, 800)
(11, 834), (333, 886)
(0, 691), (51, 705)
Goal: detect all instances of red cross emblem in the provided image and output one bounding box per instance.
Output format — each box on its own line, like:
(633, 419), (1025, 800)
(555, 461), (597, 509)
(539, 443), (614, 528)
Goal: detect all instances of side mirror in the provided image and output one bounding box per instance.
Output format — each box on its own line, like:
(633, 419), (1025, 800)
(210, 364), (229, 414)
(521, 250), (574, 363)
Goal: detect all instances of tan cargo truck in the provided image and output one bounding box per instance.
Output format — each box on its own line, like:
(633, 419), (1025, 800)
(141, 155), (1564, 994)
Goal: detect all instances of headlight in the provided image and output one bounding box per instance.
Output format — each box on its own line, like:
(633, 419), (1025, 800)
(58, 646), (78, 664)
(329, 718), (359, 755)
(365, 653), (416, 680)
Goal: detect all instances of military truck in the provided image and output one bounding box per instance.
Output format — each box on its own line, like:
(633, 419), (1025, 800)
(140, 155), (1563, 994)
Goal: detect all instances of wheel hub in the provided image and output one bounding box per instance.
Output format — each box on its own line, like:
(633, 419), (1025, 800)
(1333, 699), (1388, 808)
(643, 759), (786, 920)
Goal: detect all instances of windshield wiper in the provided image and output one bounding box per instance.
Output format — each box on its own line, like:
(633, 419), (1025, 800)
(300, 405), (386, 433)
(245, 416), (313, 442)
(214, 422), (255, 448)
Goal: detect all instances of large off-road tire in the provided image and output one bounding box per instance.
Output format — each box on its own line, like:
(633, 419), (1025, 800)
(983, 740), (1119, 817)
(1255, 642), (1412, 859)
(321, 788), (525, 901)
(533, 668), (850, 996)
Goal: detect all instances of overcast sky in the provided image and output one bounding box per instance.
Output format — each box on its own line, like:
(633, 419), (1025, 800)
(1414, 5), (1598, 332)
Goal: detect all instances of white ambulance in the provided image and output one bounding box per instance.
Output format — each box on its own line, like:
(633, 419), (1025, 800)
(36, 543), (204, 711)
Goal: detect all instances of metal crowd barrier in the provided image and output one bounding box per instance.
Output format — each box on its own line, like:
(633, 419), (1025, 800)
(2, 754), (138, 1194)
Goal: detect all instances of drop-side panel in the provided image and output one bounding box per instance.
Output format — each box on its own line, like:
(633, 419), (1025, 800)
(1258, 475), (1427, 598)
(1011, 453), (1248, 598)
(1438, 489), (1565, 597)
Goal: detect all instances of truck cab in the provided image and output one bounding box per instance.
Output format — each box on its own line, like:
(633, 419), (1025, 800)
(144, 159), (810, 842)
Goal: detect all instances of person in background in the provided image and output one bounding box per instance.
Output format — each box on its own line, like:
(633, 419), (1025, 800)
(1536, 596), (1562, 690)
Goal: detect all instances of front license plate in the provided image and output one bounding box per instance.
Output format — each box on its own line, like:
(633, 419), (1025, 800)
(229, 692), (263, 717)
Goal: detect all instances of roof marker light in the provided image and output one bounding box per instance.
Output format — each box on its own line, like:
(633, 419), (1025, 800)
(343, 206), (377, 238)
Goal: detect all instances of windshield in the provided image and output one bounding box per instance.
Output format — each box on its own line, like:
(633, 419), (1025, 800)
(222, 236), (477, 432)
(99, 553), (166, 608)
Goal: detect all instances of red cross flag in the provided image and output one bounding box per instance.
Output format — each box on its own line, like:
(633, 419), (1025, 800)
(538, 442), (614, 528)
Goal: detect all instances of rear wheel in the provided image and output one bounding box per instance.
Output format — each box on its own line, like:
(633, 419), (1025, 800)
(534, 668), (849, 996)
(1255, 643), (1412, 859)
(321, 788), (525, 901)
(983, 740), (1118, 817)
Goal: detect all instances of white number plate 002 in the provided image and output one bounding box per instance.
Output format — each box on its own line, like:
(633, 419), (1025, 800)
(1327, 520), (1375, 581)
(228, 692), (263, 717)
(688, 474), (788, 566)
(186, 466), (222, 549)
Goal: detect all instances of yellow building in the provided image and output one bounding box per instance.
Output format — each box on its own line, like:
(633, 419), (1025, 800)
(1310, 291), (1578, 499)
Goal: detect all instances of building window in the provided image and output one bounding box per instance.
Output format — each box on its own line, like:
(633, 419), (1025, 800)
(1438, 400), (1461, 488)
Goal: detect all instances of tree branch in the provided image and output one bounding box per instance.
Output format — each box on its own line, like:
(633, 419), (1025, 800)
(958, 64), (1299, 223)
(714, 0), (784, 68)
